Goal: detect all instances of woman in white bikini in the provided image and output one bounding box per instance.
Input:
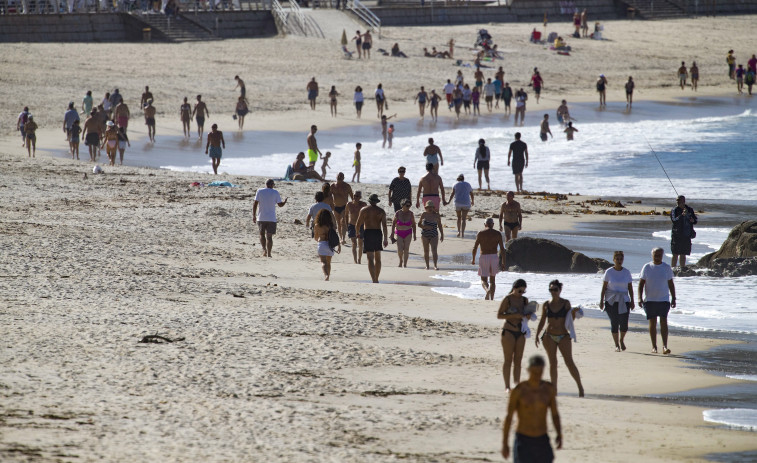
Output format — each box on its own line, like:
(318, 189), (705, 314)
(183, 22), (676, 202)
(101, 121), (119, 166)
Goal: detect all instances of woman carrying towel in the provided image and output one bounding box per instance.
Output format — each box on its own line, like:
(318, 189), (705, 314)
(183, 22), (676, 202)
(497, 279), (529, 393)
(600, 251), (635, 351)
(391, 199), (416, 268)
(535, 279), (585, 397)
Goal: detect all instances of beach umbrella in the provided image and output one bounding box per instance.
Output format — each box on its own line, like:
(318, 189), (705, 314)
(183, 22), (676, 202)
(341, 29), (348, 46)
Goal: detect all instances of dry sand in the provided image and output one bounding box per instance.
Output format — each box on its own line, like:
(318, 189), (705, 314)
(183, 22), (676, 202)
(2, 14), (757, 462)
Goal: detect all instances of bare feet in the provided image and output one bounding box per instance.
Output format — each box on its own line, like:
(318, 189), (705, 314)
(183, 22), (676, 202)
(615, 346), (621, 352)
(578, 387), (585, 398)
(663, 347), (671, 355)
(620, 340), (627, 351)
(651, 347), (658, 354)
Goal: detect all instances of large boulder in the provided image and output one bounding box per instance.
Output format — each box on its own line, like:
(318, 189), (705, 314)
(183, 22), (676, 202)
(698, 221), (757, 267)
(505, 237), (612, 273)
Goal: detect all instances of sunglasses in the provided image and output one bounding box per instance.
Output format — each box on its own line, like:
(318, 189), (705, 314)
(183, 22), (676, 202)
(549, 288), (559, 292)
(517, 288), (527, 293)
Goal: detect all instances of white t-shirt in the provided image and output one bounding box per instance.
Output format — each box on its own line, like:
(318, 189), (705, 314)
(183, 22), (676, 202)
(375, 88), (384, 100)
(603, 267), (633, 295)
(254, 188), (282, 223)
(453, 181), (473, 207)
(308, 202), (332, 221)
(484, 83), (495, 97)
(639, 262), (674, 302)
(443, 82), (455, 95)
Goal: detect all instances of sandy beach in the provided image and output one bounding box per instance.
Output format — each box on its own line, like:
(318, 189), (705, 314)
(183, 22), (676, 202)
(2, 14), (757, 462)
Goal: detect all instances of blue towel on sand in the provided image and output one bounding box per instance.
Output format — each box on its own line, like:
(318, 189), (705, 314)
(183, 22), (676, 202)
(207, 181), (238, 187)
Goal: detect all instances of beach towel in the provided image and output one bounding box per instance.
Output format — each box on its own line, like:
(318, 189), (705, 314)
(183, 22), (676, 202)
(521, 312), (538, 339)
(565, 306), (584, 342)
(207, 181), (238, 187)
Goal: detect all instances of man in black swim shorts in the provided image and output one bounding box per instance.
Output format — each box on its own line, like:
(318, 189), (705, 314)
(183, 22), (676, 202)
(508, 132), (529, 193)
(355, 193), (388, 283)
(502, 355), (562, 463)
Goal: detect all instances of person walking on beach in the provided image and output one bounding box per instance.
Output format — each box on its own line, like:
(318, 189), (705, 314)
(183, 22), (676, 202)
(306, 125), (323, 169)
(193, 95), (209, 140)
(429, 90), (441, 122)
(639, 248), (676, 355)
(581, 8), (589, 37)
(306, 191), (335, 237)
(140, 86), (153, 111)
(320, 152), (331, 179)
(508, 133), (529, 193)
(502, 82), (513, 115)
(564, 122), (578, 141)
(531, 70), (544, 104)
(600, 251), (635, 352)
(314, 209), (340, 281)
(180, 97), (192, 138)
(345, 191), (367, 263)
(678, 61), (689, 90)
(416, 162), (446, 212)
(670, 195), (697, 267)
(446, 174), (474, 237)
(328, 85), (340, 117)
(352, 143), (362, 183)
(102, 92), (113, 119)
(355, 194), (388, 283)
(736, 64), (745, 94)
(499, 191), (523, 242)
(253, 179), (288, 258)
(354, 86), (364, 119)
(596, 74), (608, 107)
(144, 100), (156, 143)
(375, 83), (387, 119)
(234, 75), (246, 99)
(388, 166), (412, 212)
(81, 109), (101, 162)
(483, 78), (495, 112)
(391, 199), (416, 268)
(514, 89), (527, 126)
(17, 106), (30, 147)
(101, 121), (119, 167)
(82, 91), (93, 117)
(746, 66), (756, 96)
(472, 218), (506, 300)
(418, 200), (444, 270)
(23, 115), (38, 158)
(727, 50), (736, 79)
(331, 172), (354, 243)
(69, 120), (81, 160)
(116, 127), (130, 165)
(307, 77), (319, 110)
(109, 89), (123, 109)
(423, 138), (443, 174)
(415, 86), (428, 119)
(381, 114), (396, 149)
(443, 79), (455, 109)
(352, 30), (363, 59)
(114, 100), (130, 134)
(556, 100), (570, 126)
(63, 102), (80, 155)
(236, 96), (249, 130)
(452, 85), (463, 120)
(362, 30), (373, 59)
(690, 62), (699, 91)
(498, 279), (529, 393)
(539, 114), (553, 142)
(474, 138), (491, 190)
(205, 124), (225, 175)
(625, 76), (635, 106)
(501, 355), (562, 461)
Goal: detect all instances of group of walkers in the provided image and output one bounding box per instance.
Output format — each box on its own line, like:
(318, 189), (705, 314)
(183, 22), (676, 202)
(726, 50), (757, 95)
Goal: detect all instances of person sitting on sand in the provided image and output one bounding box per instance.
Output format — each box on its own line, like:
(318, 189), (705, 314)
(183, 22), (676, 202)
(471, 218), (506, 300)
(554, 36), (567, 49)
(418, 200), (444, 270)
(391, 199), (417, 268)
(497, 279), (529, 393)
(501, 355), (562, 461)
(292, 152), (324, 181)
(600, 251), (635, 352)
(535, 279), (585, 397)
(391, 43), (408, 58)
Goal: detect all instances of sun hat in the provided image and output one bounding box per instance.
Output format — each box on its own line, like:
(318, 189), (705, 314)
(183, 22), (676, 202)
(368, 193), (380, 203)
(457, 174), (464, 181)
(106, 120), (115, 126)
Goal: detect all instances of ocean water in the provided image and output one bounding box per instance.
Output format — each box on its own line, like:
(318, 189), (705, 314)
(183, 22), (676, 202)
(703, 409), (757, 431)
(161, 103), (757, 201)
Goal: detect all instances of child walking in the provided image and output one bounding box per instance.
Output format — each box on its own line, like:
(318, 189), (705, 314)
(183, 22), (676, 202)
(352, 143), (361, 183)
(321, 151), (331, 179)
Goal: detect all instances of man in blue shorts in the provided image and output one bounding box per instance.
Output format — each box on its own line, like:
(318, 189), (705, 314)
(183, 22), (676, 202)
(205, 124), (225, 175)
(306, 77), (319, 110)
(638, 247), (676, 355)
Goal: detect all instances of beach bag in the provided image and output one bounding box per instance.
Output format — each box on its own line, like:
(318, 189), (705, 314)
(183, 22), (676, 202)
(328, 227), (340, 251)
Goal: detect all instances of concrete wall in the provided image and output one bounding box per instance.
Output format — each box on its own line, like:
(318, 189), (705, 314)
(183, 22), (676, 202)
(185, 10), (278, 37)
(370, 0), (631, 25)
(0, 13), (146, 42)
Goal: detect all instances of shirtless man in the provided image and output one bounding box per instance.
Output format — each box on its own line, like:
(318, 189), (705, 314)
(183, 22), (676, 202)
(677, 61), (688, 90)
(144, 100), (156, 143)
(307, 77), (319, 110)
(114, 100), (130, 134)
(306, 125), (323, 169)
(81, 109), (102, 162)
(556, 100), (570, 126)
(345, 191), (367, 264)
(355, 194), (389, 283)
(508, 133), (529, 193)
(416, 162), (446, 212)
(502, 355), (562, 463)
(539, 114), (553, 142)
(423, 137), (444, 174)
(234, 75), (246, 98)
(331, 172), (354, 243)
(140, 86), (153, 110)
(499, 191), (523, 242)
(192, 95), (210, 140)
(205, 124), (225, 175)
(472, 218), (506, 300)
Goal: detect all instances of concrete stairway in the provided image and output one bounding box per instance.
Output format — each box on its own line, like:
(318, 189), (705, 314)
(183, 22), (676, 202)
(626, 0), (688, 18)
(138, 13), (217, 41)
(303, 8), (361, 41)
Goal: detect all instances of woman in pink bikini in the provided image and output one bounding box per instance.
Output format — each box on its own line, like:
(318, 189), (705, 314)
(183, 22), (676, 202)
(391, 199), (417, 267)
(100, 121), (119, 166)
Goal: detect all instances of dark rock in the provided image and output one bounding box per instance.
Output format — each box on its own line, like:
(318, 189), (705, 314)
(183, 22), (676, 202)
(505, 237), (611, 273)
(698, 220), (757, 267)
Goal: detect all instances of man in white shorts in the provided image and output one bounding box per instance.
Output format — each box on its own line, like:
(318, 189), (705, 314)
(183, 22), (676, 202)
(253, 179), (288, 257)
(472, 218), (506, 300)
(446, 174), (474, 237)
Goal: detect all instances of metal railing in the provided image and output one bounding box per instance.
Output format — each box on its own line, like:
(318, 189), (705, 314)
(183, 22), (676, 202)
(0, 0), (270, 14)
(271, 0), (287, 23)
(348, 0), (380, 36)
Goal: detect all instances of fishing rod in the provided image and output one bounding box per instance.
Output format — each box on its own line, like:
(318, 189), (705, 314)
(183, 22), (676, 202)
(645, 138), (679, 197)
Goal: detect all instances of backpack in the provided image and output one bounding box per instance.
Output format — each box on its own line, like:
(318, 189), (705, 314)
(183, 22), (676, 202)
(328, 227), (340, 251)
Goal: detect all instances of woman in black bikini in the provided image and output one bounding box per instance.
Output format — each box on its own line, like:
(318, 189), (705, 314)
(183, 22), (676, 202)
(497, 279), (529, 393)
(535, 279), (584, 397)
